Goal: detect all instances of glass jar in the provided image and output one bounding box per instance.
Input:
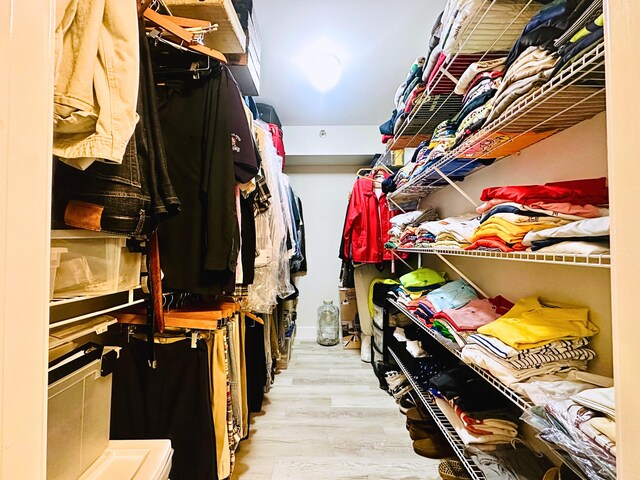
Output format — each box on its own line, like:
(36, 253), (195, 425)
(316, 299), (340, 346)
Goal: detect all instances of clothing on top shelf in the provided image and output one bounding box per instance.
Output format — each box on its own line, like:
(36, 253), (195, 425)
(480, 177), (609, 207)
(522, 216), (610, 246)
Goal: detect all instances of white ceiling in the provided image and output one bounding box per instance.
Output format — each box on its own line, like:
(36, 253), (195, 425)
(254, 0), (447, 127)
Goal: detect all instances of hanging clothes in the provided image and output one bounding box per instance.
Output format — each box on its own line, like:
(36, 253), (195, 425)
(340, 172), (397, 264)
(155, 63), (259, 294)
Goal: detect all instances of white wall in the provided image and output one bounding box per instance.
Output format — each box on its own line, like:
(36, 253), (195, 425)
(285, 125), (383, 157)
(287, 166), (359, 339)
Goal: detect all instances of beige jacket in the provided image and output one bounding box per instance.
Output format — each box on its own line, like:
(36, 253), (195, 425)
(54, 0), (139, 170)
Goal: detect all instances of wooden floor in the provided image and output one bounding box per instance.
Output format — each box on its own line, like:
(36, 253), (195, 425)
(232, 341), (441, 480)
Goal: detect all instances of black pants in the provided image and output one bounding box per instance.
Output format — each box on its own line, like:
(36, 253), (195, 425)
(110, 337), (217, 480)
(244, 321), (267, 413)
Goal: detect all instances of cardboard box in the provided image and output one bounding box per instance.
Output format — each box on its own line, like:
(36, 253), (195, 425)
(339, 287), (357, 322)
(340, 287), (360, 349)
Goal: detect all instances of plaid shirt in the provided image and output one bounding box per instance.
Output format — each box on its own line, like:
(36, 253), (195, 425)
(253, 169), (271, 214)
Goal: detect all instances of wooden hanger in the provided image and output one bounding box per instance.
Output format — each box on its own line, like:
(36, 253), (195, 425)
(142, 7), (227, 63)
(244, 311), (265, 325)
(117, 306), (225, 330)
(356, 166), (390, 183)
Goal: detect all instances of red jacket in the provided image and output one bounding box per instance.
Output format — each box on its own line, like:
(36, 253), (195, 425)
(341, 175), (396, 263)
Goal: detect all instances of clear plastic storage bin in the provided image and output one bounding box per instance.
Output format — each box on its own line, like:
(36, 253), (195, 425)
(47, 355), (112, 480)
(51, 230), (141, 298)
(50, 247), (68, 300)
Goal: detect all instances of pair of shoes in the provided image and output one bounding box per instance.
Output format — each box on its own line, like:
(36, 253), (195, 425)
(413, 437), (455, 459)
(408, 422), (439, 441)
(398, 391), (416, 414)
(438, 459), (471, 480)
(384, 371), (406, 391)
(374, 362), (398, 390)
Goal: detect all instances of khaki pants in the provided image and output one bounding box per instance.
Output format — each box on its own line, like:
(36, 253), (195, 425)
(207, 330), (231, 479)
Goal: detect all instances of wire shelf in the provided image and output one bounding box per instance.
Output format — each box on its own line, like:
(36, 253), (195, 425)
(390, 246), (611, 268)
(388, 298), (534, 411)
(384, 0), (542, 156)
(49, 288), (145, 330)
(389, 41), (607, 204)
(388, 347), (487, 480)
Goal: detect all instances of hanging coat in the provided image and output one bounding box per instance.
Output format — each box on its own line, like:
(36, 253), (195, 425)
(340, 174), (396, 264)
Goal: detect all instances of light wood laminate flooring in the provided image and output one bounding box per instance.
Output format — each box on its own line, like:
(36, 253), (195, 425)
(232, 341), (441, 479)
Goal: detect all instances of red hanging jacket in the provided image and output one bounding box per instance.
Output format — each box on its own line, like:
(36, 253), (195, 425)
(341, 174), (396, 263)
(268, 123), (286, 170)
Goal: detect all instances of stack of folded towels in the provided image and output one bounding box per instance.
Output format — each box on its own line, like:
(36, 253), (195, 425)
(467, 177), (610, 253)
(428, 366), (520, 446)
(461, 296), (599, 387)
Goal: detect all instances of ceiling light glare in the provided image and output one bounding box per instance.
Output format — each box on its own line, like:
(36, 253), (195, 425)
(302, 52), (342, 92)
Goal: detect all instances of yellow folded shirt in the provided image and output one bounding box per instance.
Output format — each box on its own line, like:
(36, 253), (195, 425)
(478, 296), (599, 350)
(471, 216), (568, 243)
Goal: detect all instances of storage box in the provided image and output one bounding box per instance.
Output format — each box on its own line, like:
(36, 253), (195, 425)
(47, 351), (113, 480)
(339, 287), (360, 349)
(51, 231), (141, 298)
(50, 247), (68, 300)
(339, 288), (357, 323)
(228, 10), (261, 95)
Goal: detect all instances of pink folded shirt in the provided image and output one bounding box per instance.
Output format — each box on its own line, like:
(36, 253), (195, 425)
(434, 296), (514, 331)
(476, 199), (605, 218)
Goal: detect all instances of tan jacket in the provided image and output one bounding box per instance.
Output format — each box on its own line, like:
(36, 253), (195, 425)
(54, 0), (139, 170)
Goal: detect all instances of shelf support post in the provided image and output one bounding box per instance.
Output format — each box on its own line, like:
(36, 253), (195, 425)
(435, 253), (489, 298)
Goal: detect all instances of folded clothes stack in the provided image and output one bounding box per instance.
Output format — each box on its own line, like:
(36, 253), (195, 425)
(391, 268), (448, 310)
(432, 296), (514, 348)
(467, 177), (610, 253)
(535, 388), (616, 479)
(386, 206), (439, 249)
(422, 0), (539, 90)
(427, 366), (520, 446)
(418, 213), (480, 249)
(461, 296), (599, 387)
(451, 58), (506, 147)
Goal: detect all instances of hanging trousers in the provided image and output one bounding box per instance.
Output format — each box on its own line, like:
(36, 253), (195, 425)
(207, 330), (231, 479)
(110, 337), (217, 480)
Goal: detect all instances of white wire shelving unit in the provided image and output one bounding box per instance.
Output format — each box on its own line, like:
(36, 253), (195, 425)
(383, 0), (542, 155)
(388, 41), (607, 207)
(389, 302), (594, 480)
(390, 246), (611, 268)
(388, 347), (487, 480)
(388, 298), (534, 411)
(49, 287), (145, 330)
